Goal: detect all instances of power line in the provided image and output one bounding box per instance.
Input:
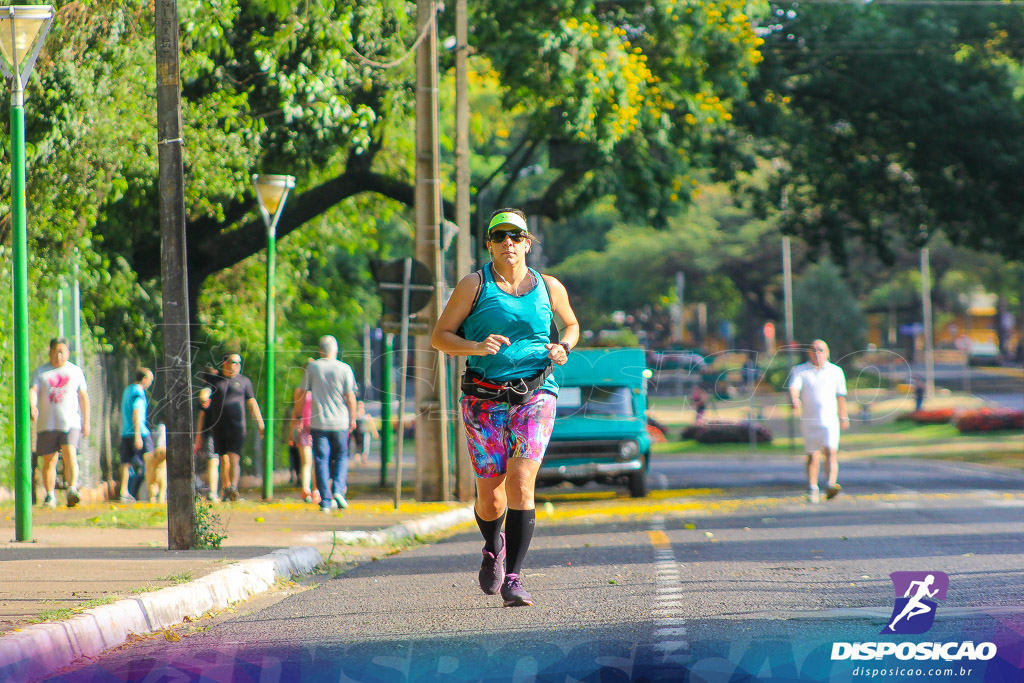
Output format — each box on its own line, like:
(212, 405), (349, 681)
(342, 1), (440, 70)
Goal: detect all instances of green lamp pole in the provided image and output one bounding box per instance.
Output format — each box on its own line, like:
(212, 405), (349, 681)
(1, 4), (55, 543)
(253, 173), (295, 501)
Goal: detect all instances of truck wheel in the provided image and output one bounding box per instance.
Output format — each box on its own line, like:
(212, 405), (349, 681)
(628, 470), (647, 498)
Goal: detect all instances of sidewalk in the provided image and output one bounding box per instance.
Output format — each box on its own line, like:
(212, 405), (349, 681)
(0, 462), (474, 681)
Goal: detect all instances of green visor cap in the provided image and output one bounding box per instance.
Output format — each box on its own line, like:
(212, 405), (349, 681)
(487, 211), (529, 234)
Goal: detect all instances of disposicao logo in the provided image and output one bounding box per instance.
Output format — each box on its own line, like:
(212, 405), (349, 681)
(831, 570), (997, 664)
(882, 571), (948, 635)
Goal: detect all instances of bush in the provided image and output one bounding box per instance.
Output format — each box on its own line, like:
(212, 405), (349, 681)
(953, 408), (1024, 433)
(762, 358), (799, 393)
(587, 328), (641, 348)
(896, 408), (956, 424)
(681, 421), (773, 444)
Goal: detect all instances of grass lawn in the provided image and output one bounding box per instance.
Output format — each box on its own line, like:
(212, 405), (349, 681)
(45, 507), (168, 528)
(654, 417), (1023, 470)
(650, 388), (1019, 469)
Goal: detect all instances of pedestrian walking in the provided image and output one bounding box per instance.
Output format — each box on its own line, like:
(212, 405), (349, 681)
(913, 377), (925, 412)
(742, 353), (759, 394)
(293, 336), (358, 513)
(143, 423), (167, 503)
(289, 385), (318, 504)
(29, 337), (90, 508)
(431, 207), (580, 607)
(788, 339), (850, 503)
(349, 401), (379, 466)
(690, 384), (709, 425)
(193, 387), (220, 501)
(118, 368), (154, 502)
(200, 354), (265, 502)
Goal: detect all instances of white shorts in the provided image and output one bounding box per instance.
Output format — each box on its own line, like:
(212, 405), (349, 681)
(801, 421), (839, 453)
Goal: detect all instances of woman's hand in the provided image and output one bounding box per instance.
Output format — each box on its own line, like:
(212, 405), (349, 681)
(545, 342), (570, 366)
(477, 334), (511, 355)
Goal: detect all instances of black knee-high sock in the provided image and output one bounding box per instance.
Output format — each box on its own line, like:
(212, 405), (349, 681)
(475, 507), (506, 553)
(504, 508), (536, 575)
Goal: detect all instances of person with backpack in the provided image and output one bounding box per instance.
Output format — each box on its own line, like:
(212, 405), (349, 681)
(431, 208), (579, 607)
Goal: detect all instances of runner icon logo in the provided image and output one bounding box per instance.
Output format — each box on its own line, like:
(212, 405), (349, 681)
(881, 571), (949, 635)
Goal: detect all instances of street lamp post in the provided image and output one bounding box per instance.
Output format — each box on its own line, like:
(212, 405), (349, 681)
(253, 174), (295, 501)
(1, 4), (56, 543)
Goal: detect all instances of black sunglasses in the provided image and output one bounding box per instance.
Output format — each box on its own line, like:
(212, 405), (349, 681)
(488, 229), (526, 243)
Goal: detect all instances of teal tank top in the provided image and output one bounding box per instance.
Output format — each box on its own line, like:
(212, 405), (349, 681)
(463, 265), (559, 395)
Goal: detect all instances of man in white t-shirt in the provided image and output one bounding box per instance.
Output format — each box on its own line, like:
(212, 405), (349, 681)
(293, 335), (358, 513)
(788, 339), (849, 503)
(29, 337), (90, 508)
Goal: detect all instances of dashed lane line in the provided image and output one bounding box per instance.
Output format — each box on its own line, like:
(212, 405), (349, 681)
(647, 517), (690, 661)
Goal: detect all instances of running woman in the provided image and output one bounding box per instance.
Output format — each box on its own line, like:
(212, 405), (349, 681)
(432, 208), (579, 607)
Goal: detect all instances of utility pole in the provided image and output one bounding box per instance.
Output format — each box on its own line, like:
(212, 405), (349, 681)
(783, 234), (796, 449)
(156, 0), (195, 549)
(414, 0), (450, 501)
(675, 271), (685, 343)
(920, 244), (936, 401)
(73, 251), (82, 365)
(452, 0), (473, 502)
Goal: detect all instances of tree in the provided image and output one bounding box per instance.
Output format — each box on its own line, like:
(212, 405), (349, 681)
(792, 260), (866, 366)
(550, 181), (779, 349)
(470, 0), (767, 222)
(746, 2), (1024, 262)
(0, 0), (772, 481)
(101, 0), (767, 329)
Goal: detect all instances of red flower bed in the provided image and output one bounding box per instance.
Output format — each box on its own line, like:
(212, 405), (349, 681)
(681, 421), (773, 444)
(953, 408), (1024, 433)
(896, 408), (956, 424)
(646, 423), (668, 443)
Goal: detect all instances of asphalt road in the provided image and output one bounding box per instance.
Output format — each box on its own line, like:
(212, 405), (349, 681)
(47, 456), (1024, 683)
(647, 455), (1024, 498)
(890, 363), (1023, 410)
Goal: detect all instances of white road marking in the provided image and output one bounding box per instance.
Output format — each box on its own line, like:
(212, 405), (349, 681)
(654, 627), (689, 637)
(648, 516), (689, 661)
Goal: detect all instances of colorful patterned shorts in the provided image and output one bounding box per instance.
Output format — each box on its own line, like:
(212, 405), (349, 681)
(461, 390), (557, 478)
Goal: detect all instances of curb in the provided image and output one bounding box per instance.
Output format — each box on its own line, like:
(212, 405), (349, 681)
(0, 546), (320, 682)
(299, 504), (475, 546)
(0, 505), (474, 681)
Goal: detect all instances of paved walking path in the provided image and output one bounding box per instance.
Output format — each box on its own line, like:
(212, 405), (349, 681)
(0, 463), (474, 682)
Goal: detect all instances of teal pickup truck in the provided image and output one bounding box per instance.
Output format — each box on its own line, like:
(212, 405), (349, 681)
(539, 347), (652, 497)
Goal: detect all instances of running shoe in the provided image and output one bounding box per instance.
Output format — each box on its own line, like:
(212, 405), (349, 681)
(302, 490), (313, 504)
(42, 492), (57, 509)
(501, 573), (533, 607)
(333, 492), (348, 509)
(825, 483), (842, 500)
(119, 494), (136, 504)
(807, 487), (820, 504)
(478, 532), (506, 595)
(66, 488), (81, 508)
(320, 505), (333, 514)
(226, 487), (239, 502)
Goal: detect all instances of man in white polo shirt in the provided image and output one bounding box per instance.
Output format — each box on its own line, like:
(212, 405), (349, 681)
(789, 339), (850, 503)
(30, 337), (90, 508)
